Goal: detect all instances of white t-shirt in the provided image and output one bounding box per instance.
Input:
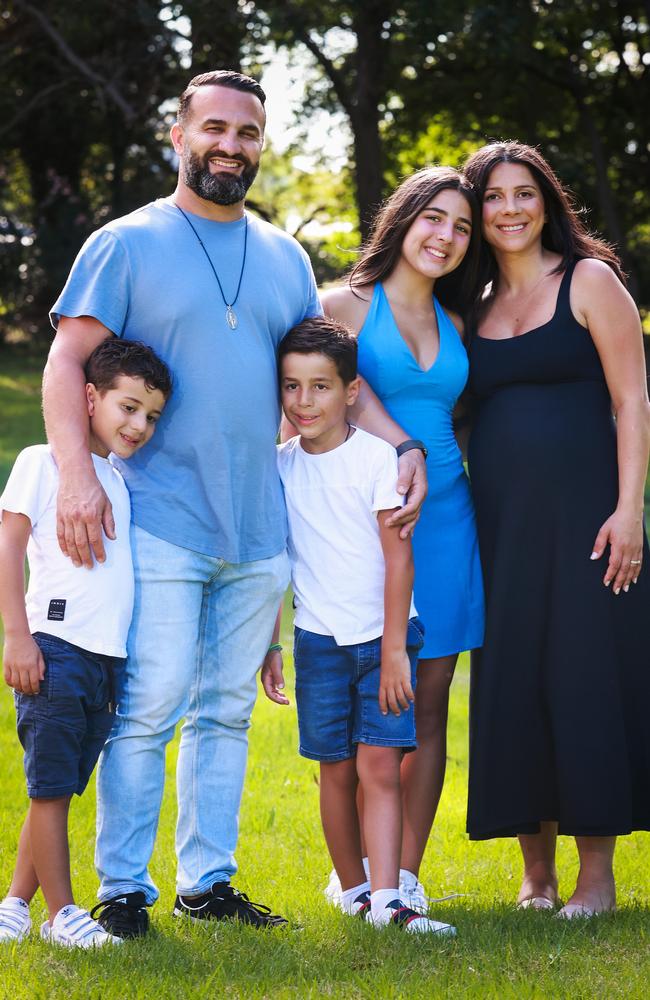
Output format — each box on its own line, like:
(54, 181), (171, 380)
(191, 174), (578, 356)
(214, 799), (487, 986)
(277, 427), (417, 645)
(0, 445), (133, 657)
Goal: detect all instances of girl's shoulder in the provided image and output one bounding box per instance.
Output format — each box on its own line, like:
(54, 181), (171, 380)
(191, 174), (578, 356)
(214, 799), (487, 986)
(320, 283), (375, 334)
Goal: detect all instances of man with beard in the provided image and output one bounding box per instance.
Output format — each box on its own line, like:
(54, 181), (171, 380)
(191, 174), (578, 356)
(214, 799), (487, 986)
(43, 70), (318, 937)
(43, 70), (424, 938)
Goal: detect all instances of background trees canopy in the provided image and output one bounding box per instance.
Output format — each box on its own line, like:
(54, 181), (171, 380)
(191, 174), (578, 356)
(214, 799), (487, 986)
(1, 0), (649, 346)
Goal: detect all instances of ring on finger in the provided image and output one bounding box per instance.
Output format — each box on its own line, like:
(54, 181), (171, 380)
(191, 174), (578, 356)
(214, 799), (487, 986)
(630, 559), (642, 566)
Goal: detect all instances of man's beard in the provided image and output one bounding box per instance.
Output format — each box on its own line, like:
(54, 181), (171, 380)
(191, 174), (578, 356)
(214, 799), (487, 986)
(182, 148), (259, 205)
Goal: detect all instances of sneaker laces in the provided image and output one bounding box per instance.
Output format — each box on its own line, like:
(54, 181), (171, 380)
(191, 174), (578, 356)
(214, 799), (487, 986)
(400, 880), (465, 912)
(90, 896), (147, 935)
(215, 884), (275, 917)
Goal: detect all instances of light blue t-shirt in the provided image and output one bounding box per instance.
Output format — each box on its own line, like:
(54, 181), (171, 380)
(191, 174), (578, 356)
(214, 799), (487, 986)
(50, 198), (321, 562)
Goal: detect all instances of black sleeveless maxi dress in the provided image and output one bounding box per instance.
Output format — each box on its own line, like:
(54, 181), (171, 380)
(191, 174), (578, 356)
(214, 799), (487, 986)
(466, 262), (650, 840)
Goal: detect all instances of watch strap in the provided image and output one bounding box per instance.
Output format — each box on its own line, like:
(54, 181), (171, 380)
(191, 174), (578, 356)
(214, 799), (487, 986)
(396, 438), (428, 460)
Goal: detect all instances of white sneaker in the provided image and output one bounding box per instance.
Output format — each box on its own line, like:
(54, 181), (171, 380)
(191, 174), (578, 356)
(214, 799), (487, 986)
(325, 859), (372, 908)
(342, 889), (371, 918)
(399, 871), (463, 914)
(0, 896), (31, 942)
(323, 869), (343, 907)
(399, 874), (430, 913)
(41, 905), (122, 948)
(387, 900), (456, 936)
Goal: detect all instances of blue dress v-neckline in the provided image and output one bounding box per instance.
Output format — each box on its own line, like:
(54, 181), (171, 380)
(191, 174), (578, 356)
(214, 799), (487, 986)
(375, 283), (447, 375)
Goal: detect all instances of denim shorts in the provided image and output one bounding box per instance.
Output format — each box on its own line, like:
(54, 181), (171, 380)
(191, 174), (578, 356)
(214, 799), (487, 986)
(14, 632), (124, 799)
(294, 617), (424, 762)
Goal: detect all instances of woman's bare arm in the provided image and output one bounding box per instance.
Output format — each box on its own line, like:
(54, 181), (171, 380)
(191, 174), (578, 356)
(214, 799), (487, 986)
(573, 259), (650, 593)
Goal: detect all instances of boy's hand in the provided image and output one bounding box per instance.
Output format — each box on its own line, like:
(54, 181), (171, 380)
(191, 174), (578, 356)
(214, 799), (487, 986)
(3, 634), (46, 695)
(379, 649), (414, 716)
(261, 650), (290, 706)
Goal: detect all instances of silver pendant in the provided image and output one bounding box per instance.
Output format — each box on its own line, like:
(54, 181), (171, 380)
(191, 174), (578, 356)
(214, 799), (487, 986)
(226, 305), (238, 330)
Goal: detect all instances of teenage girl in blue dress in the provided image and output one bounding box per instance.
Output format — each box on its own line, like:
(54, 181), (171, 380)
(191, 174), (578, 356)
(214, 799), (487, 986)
(321, 167), (484, 907)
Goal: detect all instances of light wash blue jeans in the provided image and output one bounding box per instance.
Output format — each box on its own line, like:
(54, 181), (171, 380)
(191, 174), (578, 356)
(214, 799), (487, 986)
(95, 525), (289, 903)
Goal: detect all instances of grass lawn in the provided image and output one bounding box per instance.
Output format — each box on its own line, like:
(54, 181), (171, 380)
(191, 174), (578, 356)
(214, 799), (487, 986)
(0, 355), (649, 998)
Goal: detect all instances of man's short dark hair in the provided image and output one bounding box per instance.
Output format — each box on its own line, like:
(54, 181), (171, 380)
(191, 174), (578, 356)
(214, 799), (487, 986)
(84, 339), (173, 399)
(178, 70), (266, 126)
(278, 317), (358, 385)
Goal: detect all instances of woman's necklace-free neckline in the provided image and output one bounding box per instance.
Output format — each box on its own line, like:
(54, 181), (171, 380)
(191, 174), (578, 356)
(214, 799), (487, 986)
(506, 268), (552, 327)
(175, 203), (248, 330)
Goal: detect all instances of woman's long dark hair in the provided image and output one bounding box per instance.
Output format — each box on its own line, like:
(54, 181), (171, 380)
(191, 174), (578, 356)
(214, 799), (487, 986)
(348, 166), (482, 320)
(463, 141), (625, 317)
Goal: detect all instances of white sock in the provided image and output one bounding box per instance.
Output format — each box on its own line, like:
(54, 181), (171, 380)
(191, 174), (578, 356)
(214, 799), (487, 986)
(370, 888), (400, 925)
(362, 857), (370, 877)
(340, 881), (371, 915)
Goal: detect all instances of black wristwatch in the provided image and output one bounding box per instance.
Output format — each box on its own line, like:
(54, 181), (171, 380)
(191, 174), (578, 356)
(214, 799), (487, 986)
(396, 439), (428, 460)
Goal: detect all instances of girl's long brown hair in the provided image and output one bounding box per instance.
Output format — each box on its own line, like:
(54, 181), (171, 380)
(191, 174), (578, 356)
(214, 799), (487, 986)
(348, 166), (482, 320)
(463, 141), (625, 316)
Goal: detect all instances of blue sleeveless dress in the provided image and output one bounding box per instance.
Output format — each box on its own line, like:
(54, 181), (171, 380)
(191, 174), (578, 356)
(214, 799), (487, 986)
(357, 284), (484, 658)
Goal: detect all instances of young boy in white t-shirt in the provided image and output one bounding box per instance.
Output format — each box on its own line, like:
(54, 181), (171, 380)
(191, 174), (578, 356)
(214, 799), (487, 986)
(0, 339), (171, 948)
(262, 317), (453, 934)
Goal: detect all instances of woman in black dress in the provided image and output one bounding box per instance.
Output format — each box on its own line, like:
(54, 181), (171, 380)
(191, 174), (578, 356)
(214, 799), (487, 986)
(464, 142), (650, 917)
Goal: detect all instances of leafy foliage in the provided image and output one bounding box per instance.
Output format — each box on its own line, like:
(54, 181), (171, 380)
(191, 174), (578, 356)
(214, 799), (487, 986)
(1, 0), (186, 342)
(1, 0), (649, 345)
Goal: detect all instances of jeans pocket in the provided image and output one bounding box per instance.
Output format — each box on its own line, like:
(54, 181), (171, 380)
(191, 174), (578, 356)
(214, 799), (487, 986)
(293, 626), (306, 660)
(407, 616), (425, 651)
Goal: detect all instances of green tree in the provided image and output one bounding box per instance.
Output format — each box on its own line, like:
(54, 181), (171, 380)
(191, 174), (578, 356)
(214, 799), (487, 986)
(386, 1), (650, 301)
(1, 0), (185, 343)
(250, 140), (357, 284)
(247, 1), (392, 239)
(253, 1), (650, 309)
(0, 0), (247, 345)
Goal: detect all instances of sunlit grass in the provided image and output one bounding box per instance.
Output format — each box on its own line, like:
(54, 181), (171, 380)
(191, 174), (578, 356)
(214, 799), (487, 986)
(0, 355), (648, 998)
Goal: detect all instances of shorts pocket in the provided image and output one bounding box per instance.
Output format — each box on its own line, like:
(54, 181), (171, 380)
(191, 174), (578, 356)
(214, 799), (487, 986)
(32, 635), (66, 707)
(15, 659), (57, 721)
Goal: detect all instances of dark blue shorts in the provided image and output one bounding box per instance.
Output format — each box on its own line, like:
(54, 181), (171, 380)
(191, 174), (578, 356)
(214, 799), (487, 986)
(14, 632), (124, 799)
(294, 617), (425, 762)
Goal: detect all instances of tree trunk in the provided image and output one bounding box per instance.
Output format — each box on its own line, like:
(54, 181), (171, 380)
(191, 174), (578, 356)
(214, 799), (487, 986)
(183, 0), (244, 73)
(350, 3), (389, 242)
(576, 95), (639, 296)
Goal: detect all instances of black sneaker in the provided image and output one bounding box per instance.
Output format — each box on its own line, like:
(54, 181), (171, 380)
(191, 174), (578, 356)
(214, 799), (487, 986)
(90, 891), (150, 939)
(173, 882), (288, 928)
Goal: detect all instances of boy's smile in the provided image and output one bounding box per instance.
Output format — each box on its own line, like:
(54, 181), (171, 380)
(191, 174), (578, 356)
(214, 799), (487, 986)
(86, 375), (166, 460)
(281, 352), (360, 455)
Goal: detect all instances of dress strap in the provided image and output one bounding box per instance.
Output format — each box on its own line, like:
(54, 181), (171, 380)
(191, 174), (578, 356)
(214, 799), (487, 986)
(357, 283), (383, 340)
(556, 259), (578, 310)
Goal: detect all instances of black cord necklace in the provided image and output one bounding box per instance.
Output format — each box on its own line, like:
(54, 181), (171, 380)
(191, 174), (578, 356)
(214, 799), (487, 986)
(175, 204), (248, 330)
